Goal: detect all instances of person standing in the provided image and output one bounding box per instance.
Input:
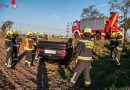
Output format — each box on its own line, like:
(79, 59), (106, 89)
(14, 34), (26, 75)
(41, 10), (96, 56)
(32, 32), (37, 56)
(5, 30), (13, 68)
(70, 27), (94, 88)
(37, 32), (46, 41)
(31, 32), (38, 62)
(110, 32), (117, 59)
(12, 30), (22, 61)
(34, 32), (45, 60)
(114, 32), (123, 65)
(24, 31), (34, 67)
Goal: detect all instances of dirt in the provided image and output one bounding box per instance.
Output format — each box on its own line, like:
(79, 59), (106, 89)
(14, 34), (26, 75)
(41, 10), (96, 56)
(0, 38), (70, 90)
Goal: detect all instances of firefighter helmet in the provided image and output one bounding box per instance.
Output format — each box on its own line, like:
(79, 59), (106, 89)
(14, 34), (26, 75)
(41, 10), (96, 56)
(27, 31), (33, 36)
(84, 27), (91, 33)
(116, 32), (122, 36)
(39, 32), (44, 37)
(116, 31), (122, 39)
(33, 32), (37, 36)
(111, 32), (117, 37)
(6, 30), (13, 37)
(13, 29), (19, 35)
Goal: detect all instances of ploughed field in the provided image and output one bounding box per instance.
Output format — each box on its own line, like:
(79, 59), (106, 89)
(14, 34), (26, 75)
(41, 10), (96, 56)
(1, 37), (130, 90)
(0, 38), (70, 90)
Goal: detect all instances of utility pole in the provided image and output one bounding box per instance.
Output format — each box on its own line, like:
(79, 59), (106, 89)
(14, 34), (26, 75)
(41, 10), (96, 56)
(67, 22), (70, 38)
(123, 5), (128, 47)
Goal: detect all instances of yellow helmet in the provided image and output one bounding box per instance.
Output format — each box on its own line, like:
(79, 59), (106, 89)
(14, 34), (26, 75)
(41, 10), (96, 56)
(27, 31), (33, 36)
(6, 30), (13, 36)
(13, 29), (19, 35)
(84, 27), (91, 33)
(116, 32), (122, 36)
(111, 32), (117, 37)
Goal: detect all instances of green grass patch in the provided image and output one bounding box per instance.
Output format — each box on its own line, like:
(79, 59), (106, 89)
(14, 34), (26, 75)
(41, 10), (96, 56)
(57, 40), (130, 89)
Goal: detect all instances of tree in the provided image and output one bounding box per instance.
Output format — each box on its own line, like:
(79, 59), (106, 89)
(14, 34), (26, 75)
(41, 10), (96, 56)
(1, 21), (14, 35)
(81, 5), (104, 18)
(126, 1), (130, 6)
(108, 0), (130, 44)
(121, 18), (130, 31)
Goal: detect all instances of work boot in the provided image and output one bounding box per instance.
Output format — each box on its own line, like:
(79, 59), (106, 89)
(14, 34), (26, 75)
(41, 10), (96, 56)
(115, 58), (120, 66)
(116, 62), (121, 66)
(5, 63), (7, 66)
(69, 81), (76, 88)
(25, 60), (28, 67)
(7, 64), (11, 68)
(69, 76), (77, 88)
(28, 62), (31, 67)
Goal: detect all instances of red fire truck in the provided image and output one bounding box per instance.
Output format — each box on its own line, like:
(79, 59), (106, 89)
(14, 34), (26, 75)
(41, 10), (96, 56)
(72, 12), (122, 39)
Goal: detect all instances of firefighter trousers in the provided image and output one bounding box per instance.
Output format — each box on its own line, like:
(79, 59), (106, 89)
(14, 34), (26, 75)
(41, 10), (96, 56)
(6, 51), (13, 66)
(113, 49), (121, 65)
(12, 46), (19, 60)
(110, 48), (114, 58)
(71, 60), (91, 85)
(115, 50), (121, 61)
(25, 50), (33, 63)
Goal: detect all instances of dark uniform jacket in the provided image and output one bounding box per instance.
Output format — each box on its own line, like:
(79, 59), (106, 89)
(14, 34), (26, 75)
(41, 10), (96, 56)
(110, 37), (116, 49)
(5, 36), (13, 52)
(115, 39), (123, 51)
(32, 36), (37, 45)
(12, 35), (22, 46)
(76, 38), (94, 61)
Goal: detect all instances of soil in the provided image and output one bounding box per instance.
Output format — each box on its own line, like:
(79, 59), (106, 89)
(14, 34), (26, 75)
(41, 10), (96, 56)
(0, 38), (70, 90)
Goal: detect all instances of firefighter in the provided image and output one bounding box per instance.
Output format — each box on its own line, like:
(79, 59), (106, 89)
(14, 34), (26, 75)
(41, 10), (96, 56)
(32, 32), (38, 60)
(114, 32), (123, 65)
(12, 29), (22, 62)
(70, 27), (94, 88)
(34, 32), (45, 60)
(37, 32), (46, 41)
(110, 32), (117, 59)
(32, 32), (37, 53)
(24, 31), (34, 67)
(5, 30), (13, 68)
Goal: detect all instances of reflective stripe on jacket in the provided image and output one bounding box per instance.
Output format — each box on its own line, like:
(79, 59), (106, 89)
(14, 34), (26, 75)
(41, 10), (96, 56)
(5, 37), (13, 51)
(77, 56), (92, 60)
(77, 38), (94, 61)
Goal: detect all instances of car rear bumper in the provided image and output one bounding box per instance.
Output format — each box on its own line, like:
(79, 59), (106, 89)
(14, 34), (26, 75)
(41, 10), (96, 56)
(39, 53), (68, 60)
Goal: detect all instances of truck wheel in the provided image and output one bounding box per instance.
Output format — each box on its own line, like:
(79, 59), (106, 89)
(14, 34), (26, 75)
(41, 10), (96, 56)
(94, 33), (101, 40)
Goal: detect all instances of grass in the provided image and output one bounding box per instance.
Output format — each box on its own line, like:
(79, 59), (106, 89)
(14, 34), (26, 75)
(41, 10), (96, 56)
(57, 40), (130, 90)
(91, 59), (130, 90)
